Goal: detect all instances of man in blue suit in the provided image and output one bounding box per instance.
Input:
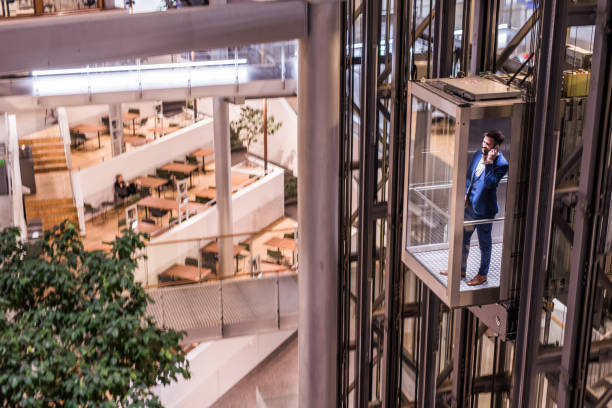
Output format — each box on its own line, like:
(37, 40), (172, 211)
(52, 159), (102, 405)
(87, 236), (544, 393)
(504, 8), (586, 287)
(441, 130), (508, 285)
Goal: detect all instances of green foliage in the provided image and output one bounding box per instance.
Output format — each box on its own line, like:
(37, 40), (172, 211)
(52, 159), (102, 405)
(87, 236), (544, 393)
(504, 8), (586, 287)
(230, 105), (282, 160)
(0, 222), (190, 407)
(230, 126), (243, 150)
(284, 177), (297, 199)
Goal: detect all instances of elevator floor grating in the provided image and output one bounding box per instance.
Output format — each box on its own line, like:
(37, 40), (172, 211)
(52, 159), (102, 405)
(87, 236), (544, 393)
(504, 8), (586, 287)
(412, 243), (502, 291)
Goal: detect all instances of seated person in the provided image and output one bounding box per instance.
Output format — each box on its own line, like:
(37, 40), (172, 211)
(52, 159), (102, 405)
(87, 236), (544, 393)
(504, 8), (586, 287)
(114, 174), (138, 200)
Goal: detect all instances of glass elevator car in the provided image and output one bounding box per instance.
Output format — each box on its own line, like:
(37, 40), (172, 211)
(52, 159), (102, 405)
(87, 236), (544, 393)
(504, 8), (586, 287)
(401, 77), (524, 307)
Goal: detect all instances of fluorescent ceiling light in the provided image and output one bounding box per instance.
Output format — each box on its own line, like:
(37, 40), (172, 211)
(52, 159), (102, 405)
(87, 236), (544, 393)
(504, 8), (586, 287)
(32, 59), (248, 77)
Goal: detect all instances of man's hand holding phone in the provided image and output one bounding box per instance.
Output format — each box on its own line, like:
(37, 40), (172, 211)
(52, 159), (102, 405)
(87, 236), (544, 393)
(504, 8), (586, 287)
(485, 147), (498, 164)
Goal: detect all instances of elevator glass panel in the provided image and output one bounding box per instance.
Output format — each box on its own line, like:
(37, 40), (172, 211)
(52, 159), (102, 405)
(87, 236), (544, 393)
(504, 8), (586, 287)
(406, 96), (455, 276)
(459, 118), (511, 289)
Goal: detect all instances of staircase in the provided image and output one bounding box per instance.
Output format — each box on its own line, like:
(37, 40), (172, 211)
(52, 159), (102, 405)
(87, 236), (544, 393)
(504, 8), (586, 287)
(19, 137), (68, 173)
(24, 197), (78, 232)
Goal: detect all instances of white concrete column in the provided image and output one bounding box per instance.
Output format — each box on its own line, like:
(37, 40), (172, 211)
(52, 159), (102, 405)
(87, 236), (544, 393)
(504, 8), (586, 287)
(57, 107), (86, 235)
(297, 2), (340, 407)
(6, 114), (26, 237)
(108, 104), (125, 157)
(213, 97), (234, 278)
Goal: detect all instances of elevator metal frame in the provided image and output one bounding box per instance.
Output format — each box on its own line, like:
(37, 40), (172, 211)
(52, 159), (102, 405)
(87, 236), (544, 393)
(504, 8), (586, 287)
(339, 0), (612, 407)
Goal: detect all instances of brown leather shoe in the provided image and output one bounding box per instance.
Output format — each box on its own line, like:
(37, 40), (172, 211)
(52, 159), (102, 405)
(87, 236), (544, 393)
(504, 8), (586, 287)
(467, 274), (487, 286)
(440, 270), (466, 278)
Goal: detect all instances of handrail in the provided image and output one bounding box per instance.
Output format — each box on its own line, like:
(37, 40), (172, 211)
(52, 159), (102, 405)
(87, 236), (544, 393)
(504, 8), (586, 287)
(146, 226), (297, 247)
(463, 217), (505, 227)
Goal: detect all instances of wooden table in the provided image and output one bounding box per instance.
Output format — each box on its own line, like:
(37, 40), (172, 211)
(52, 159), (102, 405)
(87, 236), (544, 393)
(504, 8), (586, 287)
(192, 148), (214, 158)
(159, 264), (211, 283)
(136, 221), (162, 234)
(136, 196), (177, 220)
(203, 241), (245, 256)
(124, 136), (149, 147)
(123, 112), (140, 136)
(192, 148), (214, 173)
(260, 261), (291, 273)
(133, 176), (167, 197)
(193, 188), (216, 202)
(70, 123), (106, 149)
(160, 162), (198, 187)
(203, 241), (246, 272)
(264, 237), (296, 264)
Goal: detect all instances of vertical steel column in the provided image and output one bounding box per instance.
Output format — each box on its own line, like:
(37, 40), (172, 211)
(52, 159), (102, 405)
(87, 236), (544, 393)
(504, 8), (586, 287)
(297, 2), (340, 407)
(511, 1), (568, 406)
(355, 0), (381, 405)
(381, 0), (409, 405)
(213, 97), (234, 278)
(433, 0), (456, 77)
(416, 288), (440, 408)
(470, 0), (500, 75)
(452, 309), (476, 408)
(557, 1), (612, 406)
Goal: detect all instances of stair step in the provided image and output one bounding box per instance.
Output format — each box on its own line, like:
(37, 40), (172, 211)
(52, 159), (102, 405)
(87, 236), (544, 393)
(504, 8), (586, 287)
(26, 201), (74, 208)
(19, 136), (62, 146)
(32, 150), (65, 159)
(27, 207), (76, 216)
(30, 143), (65, 151)
(34, 165), (68, 173)
(25, 197), (73, 205)
(35, 157), (67, 165)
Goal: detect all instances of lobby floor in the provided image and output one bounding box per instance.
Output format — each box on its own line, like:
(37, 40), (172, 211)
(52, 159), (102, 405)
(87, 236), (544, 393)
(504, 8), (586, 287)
(211, 333), (298, 408)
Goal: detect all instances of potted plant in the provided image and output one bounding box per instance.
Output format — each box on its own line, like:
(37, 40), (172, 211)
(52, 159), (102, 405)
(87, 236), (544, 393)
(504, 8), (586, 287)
(230, 105), (282, 166)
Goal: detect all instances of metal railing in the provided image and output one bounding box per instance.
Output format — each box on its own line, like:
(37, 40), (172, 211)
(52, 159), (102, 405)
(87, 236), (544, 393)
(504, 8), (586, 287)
(145, 269), (298, 343)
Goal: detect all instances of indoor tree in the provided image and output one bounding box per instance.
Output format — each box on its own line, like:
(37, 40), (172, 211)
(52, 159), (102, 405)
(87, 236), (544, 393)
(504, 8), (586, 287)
(0, 222), (190, 407)
(230, 104), (282, 166)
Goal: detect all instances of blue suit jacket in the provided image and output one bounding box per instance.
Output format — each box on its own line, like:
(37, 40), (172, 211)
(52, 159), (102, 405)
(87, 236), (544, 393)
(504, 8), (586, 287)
(465, 151), (508, 219)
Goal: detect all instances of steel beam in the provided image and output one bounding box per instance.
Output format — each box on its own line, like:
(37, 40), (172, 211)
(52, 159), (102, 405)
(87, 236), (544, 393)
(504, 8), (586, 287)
(568, 3), (597, 27)
(557, 1), (612, 405)
(0, 1), (307, 75)
(381, 0), (408, 404)
(416, 288), (440, 408)
(297, 2), (340, 407)
(511, 1), (569, 405)
(451, 309), (476, 408)
(433, 0), (456, 77)
(537, 339), (612, 372)
(496, 8), (540, 72)
(355, 0), (381, 404)
(470, 0), (500, 74)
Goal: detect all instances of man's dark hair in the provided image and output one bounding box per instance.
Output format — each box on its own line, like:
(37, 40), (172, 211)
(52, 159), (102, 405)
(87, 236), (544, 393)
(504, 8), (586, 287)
(485, 130), (505, 146)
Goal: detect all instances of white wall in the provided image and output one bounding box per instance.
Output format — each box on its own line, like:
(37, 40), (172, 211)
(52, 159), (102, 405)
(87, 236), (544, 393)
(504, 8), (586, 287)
(73, 118), (214, 209)
(154, 329), (295, 408)
(137, 166), (284, 284)
(11, 111), (48, 140)
(227, 97), (298, 176)
(13, 102), (157, 141)
(65, 104), (108, 127)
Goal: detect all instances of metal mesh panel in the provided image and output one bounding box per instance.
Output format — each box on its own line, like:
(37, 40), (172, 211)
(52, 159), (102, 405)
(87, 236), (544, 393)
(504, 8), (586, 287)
(147, 284), (221, 331)
(222, 277), (277, 325)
